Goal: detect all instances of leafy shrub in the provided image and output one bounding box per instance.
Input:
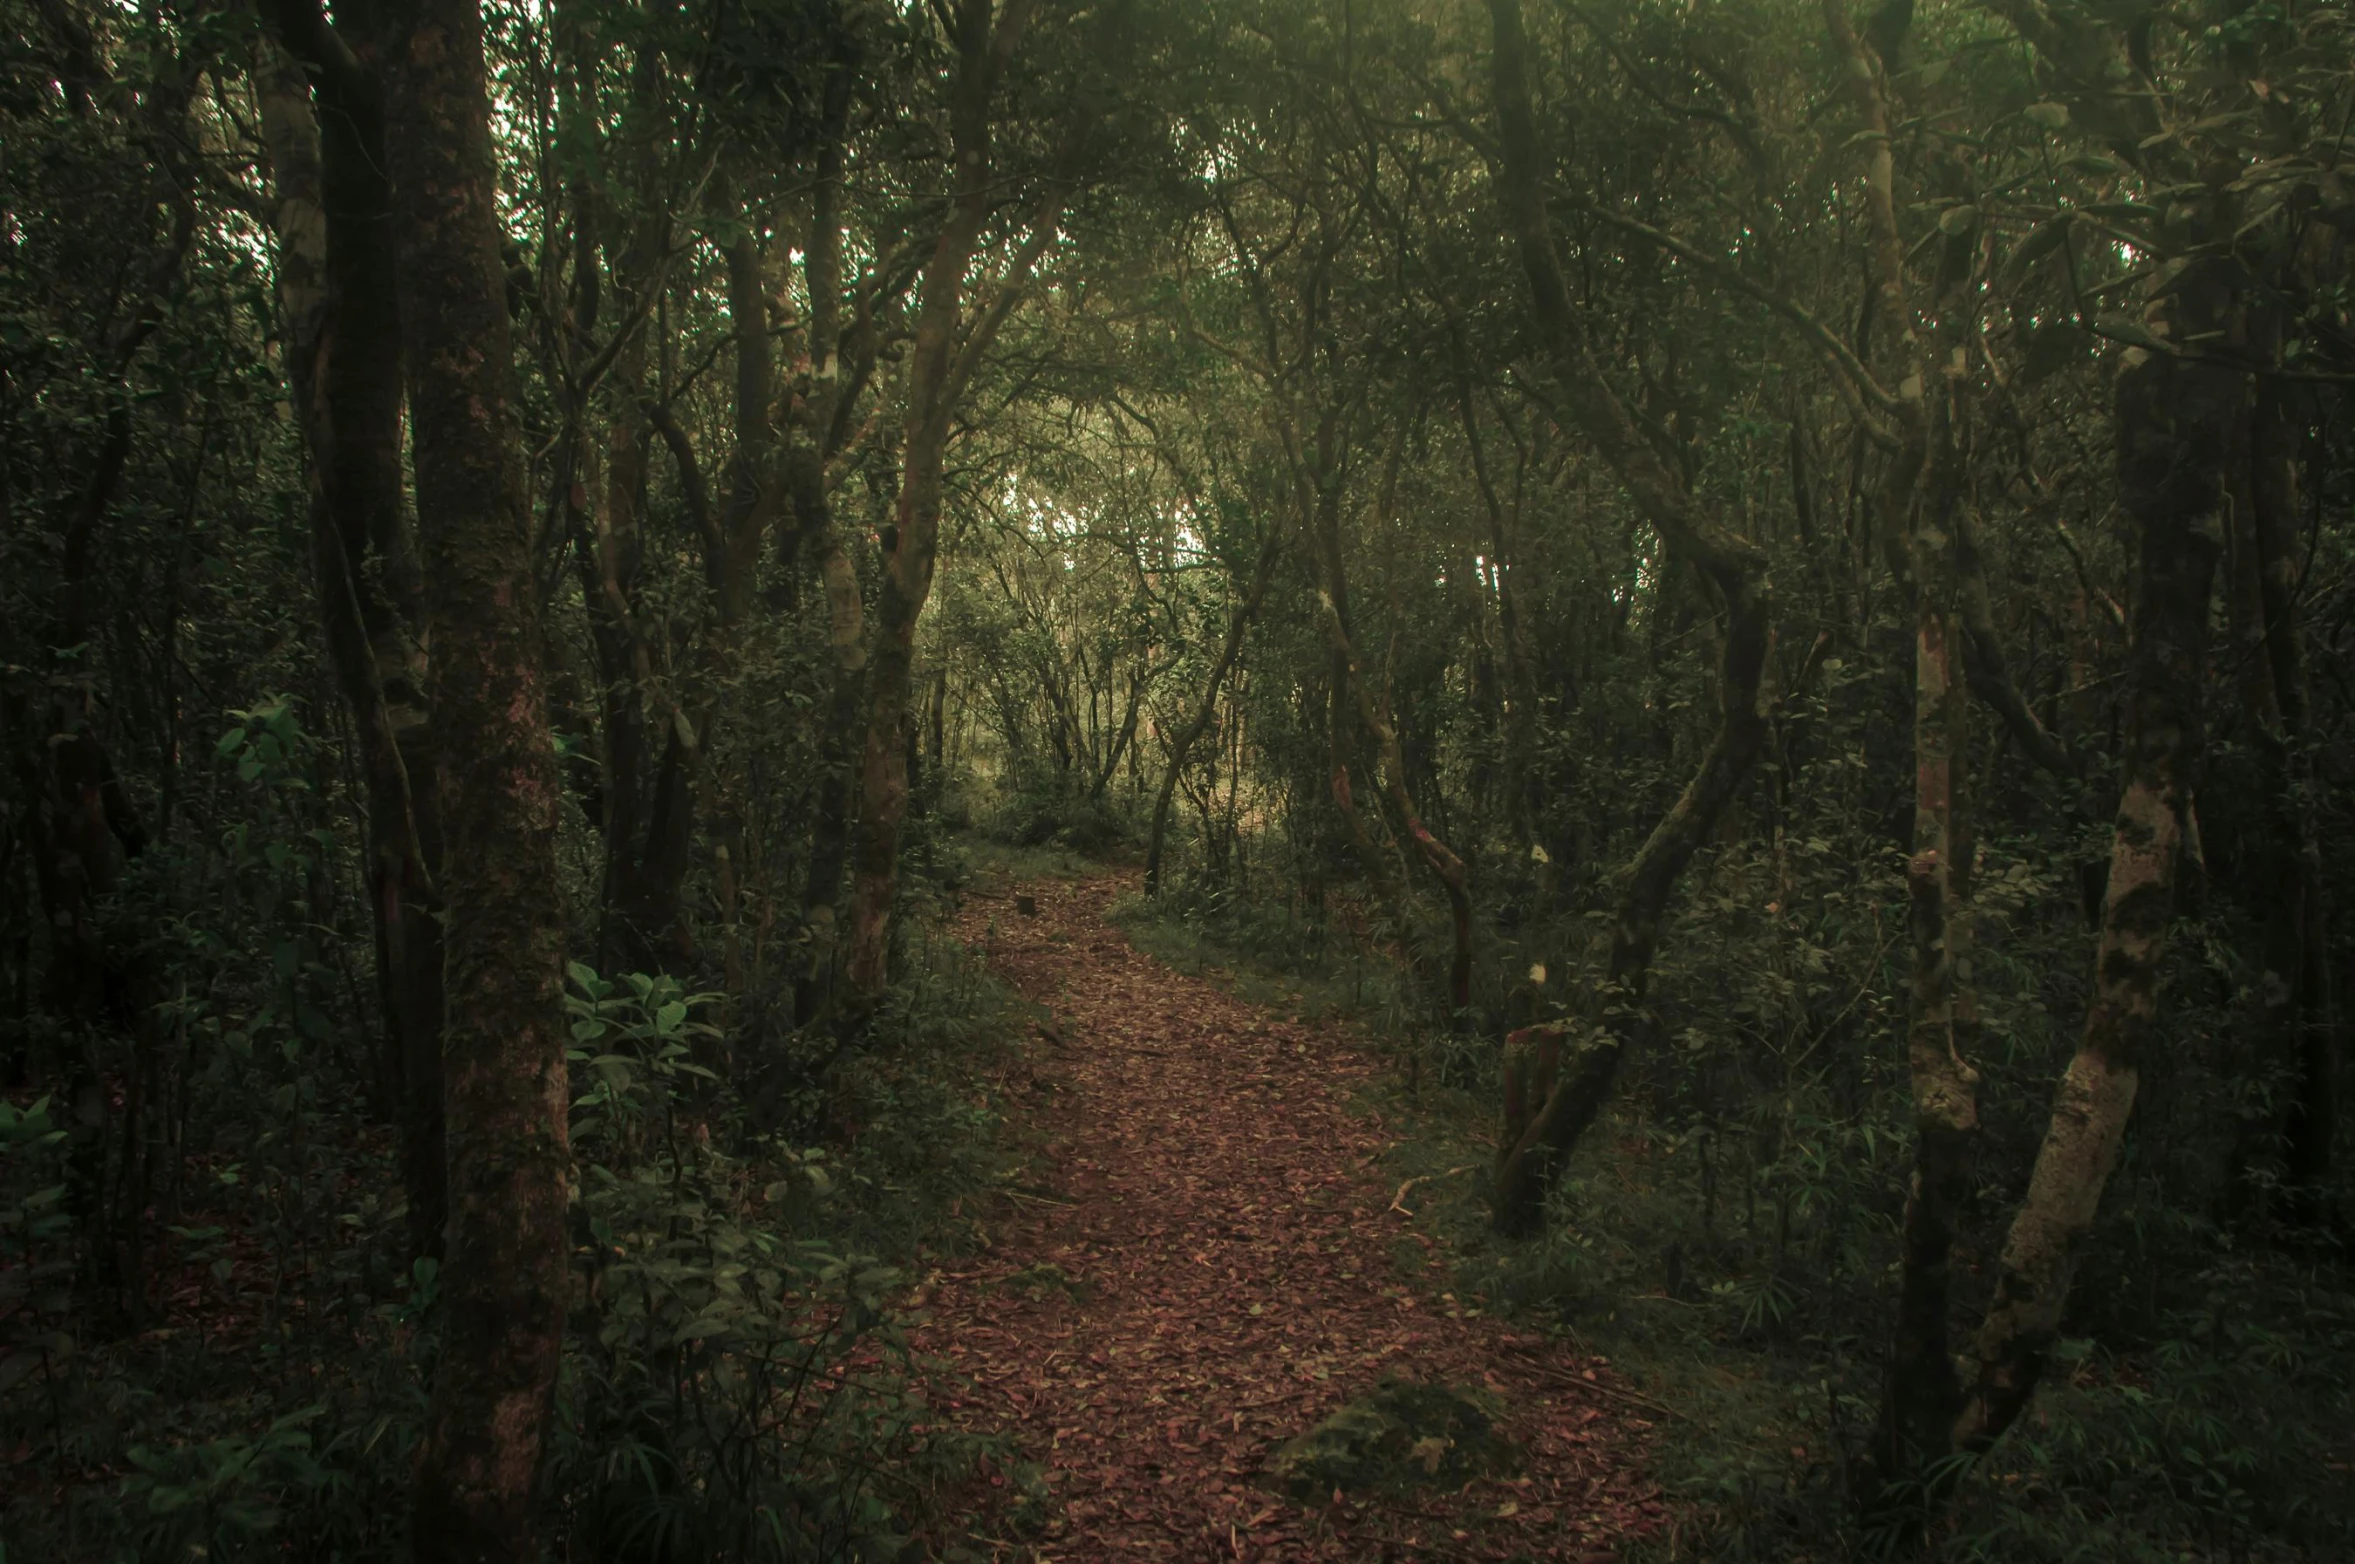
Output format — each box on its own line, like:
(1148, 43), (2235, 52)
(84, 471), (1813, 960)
(982, 768), (1134, 855)
(549, 957), (1013, 1561)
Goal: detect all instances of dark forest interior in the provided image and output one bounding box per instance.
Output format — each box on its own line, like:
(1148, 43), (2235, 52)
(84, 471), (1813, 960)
(3, 0), (2353, 1557)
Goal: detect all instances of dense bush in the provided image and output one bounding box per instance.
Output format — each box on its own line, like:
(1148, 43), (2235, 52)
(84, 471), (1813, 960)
(0, 769), (1026, 1560)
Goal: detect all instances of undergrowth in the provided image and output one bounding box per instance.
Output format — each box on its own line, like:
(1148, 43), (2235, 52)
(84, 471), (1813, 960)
(1, 860), (1032, 1562)
(1113, 876), (2355, 1563)
(1110, 876), (1412, 1033)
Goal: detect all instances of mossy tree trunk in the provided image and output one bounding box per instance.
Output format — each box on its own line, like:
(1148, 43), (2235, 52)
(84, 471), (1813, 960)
(1307, 455), (1475, 1014)
(1817, 0), (1987, 1502)
(383, 0), (571, 1549)
(1951, 255), (2236, 1461)
(1486, 0), (1774, 1234)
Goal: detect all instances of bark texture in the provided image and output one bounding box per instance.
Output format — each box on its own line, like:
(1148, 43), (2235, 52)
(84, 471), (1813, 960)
(1879, 457), (1983, 1488)
(382, 0), (571, 1550)
(1308, 515), (1475, 1014)
(1817, 0), (1987, 1497)
(1952, 259), (2235, 1457)
(791, 58), (883, 1022)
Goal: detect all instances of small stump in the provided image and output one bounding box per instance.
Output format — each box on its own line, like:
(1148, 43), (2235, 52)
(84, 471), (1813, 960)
(1264, 1378), (1520, 1501)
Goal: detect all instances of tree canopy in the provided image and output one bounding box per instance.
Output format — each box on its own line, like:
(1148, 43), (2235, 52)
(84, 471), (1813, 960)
(3, 0), (2352, 1555)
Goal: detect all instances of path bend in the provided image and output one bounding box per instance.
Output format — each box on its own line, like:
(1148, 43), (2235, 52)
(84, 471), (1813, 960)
(911, 871), (1657, 1561)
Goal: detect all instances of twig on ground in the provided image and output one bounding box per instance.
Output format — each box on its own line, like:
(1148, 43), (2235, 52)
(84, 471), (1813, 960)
(1388, 1164), (1478, 1215)
(1498, 1343), (1687, 1422)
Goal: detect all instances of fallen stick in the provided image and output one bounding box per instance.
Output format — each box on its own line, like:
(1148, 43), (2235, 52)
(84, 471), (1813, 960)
(1388, 1164), (1478, 1215)
(1497, 1344), (1685, 1422)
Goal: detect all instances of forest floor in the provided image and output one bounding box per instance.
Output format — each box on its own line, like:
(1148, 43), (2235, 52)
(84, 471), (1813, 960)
(907, 868), (1662, 1561)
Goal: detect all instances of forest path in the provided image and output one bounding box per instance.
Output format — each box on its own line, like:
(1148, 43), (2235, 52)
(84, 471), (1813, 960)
(909, 871), (1656, 1561)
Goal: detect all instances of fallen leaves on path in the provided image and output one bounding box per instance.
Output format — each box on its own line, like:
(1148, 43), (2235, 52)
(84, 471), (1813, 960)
(910, 873), (1659, 1561)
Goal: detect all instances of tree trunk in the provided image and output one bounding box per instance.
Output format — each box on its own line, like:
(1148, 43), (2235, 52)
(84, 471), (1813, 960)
(257, 6), (447, 1262)
(1485, 0), (1774, 1231)
(1812, 0), (1991, 1504)
(785, 59), (876, 1023)
(2248, 377), (2335, 1203)
(1456, 378), (1543, 859)
(1146, 531), (1282, 895)
(798, 519), (868, 1022)
(1308, 527), (1475, 1014)
(1951, 255), (2236, 1458)
(1089, 658), (1149, 801)
(571, 410), (657, 971)
(8, 34), (191, 1325)
(1490, 578), (1769, 1234)
(1306, 473), (1408, 907)
(847, 0), (1048, 1001)
(383, 0), (570, 1549)
(1877, 400), (1983, 1494)
(599, 187), (779, 977)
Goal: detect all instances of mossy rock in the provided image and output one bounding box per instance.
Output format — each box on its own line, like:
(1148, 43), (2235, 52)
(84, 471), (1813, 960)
(1264, 1378), (1520, 1500)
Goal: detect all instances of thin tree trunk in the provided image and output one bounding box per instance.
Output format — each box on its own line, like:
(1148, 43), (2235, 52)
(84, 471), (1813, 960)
(1812, 0), (1991, 1503)
(798, 519), (867, 1022)
(1304, 472), (1408, 907)
(1491, 582), (1770, 1234)
(254, 13), (448, 1260)
(1146, 530), (1281, 895)
(383, 0), (570, 1548)
(13, 34), (191, 1325)
(1089, 658), (1149, 801)
(572, 413), (655, 970)
(1878, 399), (1983, 1492)
(545, 30), (694, 980)
(789, 52), (871, 1020)
(601, 187), (778, 975)
(847, 0), (1049, 1001)
(1457, 378), (1542, 857)
(1951, 256), (2236, 1459)
(1485, 0), (1774, 1231)
(1309, 520), (1475, 1014)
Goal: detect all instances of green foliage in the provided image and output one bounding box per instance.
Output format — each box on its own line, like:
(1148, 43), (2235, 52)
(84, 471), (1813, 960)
(0, 927), (1024, 1562)
(117, 1407), (328, 1562)
(978, 763), (1137, 855)
(566, 965), (725, 1156)
(1939, 1284), (2355, 1562)
(561, 1135), (959, 1561)
(551, 953), (1022, 1560)
(1124, 846), (2355, 1563)
(1111, 884), (1403, 1030)
(6, 0), (2353, 1554)
(0, 1096), (72, 1411)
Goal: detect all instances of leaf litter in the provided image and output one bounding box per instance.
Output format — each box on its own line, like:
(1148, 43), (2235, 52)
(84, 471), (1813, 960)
(908, 872), (1660, 1560)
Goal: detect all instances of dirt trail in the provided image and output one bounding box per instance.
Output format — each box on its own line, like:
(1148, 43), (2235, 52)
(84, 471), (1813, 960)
(910, 872), (1656, 1561)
